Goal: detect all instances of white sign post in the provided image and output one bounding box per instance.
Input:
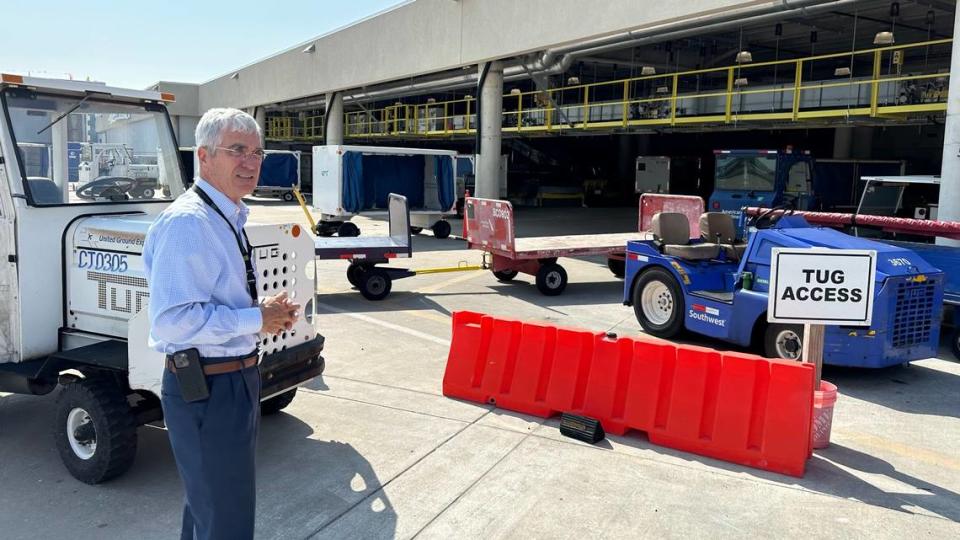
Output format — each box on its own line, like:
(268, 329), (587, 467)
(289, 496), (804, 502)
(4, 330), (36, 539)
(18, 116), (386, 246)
(768, 248), (877, 384)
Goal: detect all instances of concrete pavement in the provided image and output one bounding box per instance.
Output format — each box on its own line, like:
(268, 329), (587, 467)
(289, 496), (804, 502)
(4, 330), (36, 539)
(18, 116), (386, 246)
(1, 201), (957, 539)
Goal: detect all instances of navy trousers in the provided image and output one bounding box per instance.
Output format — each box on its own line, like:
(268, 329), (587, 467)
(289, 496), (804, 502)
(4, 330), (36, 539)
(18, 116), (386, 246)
(161, 360), (260, 540)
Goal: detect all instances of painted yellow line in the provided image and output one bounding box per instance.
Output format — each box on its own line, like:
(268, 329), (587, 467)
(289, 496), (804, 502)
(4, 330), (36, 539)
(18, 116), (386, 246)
(414, 267), (488, 294)
(835, 430), (960, 471)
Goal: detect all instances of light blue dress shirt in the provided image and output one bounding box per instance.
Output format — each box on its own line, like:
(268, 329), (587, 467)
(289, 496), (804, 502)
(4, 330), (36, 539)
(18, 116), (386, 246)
(144, 179), (262, 357)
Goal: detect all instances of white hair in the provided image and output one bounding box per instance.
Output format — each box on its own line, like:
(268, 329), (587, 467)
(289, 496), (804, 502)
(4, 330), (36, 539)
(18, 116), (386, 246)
(194, 108), (262, 153)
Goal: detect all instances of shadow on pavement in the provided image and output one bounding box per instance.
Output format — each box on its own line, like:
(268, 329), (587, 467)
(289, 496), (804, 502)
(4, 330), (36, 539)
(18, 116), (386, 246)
(823, 362), (959, 419)
(256, 405), (397, 539)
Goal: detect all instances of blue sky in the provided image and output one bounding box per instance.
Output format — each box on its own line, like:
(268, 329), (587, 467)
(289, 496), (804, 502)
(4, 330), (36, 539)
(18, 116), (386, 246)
(0, 0), (405, 89)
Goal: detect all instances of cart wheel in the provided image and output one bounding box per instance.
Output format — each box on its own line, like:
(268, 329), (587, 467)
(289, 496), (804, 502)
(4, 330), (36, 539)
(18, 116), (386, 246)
(315, 223), (337, 237)
(54, 376), (137, 484)
(359, 267), (392, 301)
(410, 226), (423, 234)
(607, 257), (625, 278)
(492, 269), (518, 282)
(338, 222), (361, 237)
(764, 323), (805, 361)
(632, 266), (684, 338)
(432, 220), (451, 239)
(951, 327), (960, 361)
(281, 192), (295, 202)
(140, 187), (155, 199)
(536, 263), (567, 296)
(346, 263), (366, 288)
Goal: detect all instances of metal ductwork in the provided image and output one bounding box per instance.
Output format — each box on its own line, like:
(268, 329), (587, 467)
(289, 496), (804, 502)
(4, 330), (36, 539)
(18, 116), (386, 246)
(503, 0), (862, 82)
(336, 0), (859, 106)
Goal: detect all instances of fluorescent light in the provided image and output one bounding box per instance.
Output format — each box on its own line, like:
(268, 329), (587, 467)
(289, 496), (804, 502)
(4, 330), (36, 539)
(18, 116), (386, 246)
(735, 50), (753, 63)
(834, 67), (851, 77)
(734, 77), (749, 87)
(873, 31), (895, 45)
(641, 66), (656, 76)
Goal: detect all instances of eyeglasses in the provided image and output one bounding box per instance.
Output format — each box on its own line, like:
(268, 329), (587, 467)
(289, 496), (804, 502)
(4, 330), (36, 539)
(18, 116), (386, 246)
(214, 146), (266, 162)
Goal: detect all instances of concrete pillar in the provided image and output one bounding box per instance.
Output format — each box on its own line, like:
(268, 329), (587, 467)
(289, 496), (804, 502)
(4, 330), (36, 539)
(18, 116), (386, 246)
(938, 7), (960, 245)
(325, 92), (344, 145)
(253, 107), (266, 136)
(52, 120), (69, 200)
(833, 126), (853, 159)
(477, 61), (504, 200)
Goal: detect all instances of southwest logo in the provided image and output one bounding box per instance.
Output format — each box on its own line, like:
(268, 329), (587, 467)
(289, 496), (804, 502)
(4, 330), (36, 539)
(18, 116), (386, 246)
(688, 304), (725, 327)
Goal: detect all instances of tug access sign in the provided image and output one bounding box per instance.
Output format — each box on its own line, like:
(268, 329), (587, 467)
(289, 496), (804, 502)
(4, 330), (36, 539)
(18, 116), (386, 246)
(768, 248), (877, 326)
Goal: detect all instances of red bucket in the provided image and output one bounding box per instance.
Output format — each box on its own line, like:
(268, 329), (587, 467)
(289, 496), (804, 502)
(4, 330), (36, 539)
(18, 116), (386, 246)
(812, 380), (838, 449)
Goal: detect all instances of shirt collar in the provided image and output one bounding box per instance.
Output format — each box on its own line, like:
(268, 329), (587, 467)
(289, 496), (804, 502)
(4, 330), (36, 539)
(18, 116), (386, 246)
(194, 178), (249, 219)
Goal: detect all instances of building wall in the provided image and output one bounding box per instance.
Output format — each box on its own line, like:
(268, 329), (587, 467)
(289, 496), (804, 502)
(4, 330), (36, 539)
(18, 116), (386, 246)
(198, 0), (772, 111)
(149, 81), (201, 146)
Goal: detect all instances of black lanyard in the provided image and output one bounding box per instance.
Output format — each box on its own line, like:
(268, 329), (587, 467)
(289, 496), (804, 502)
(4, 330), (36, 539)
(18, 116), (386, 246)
(191, 185), (258, 302)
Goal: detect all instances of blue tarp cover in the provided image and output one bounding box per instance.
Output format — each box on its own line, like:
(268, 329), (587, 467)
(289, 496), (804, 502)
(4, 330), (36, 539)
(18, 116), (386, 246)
(341, 152), (454, 212)
(436, 154), (454, 210)
(258, 153), (299, 188)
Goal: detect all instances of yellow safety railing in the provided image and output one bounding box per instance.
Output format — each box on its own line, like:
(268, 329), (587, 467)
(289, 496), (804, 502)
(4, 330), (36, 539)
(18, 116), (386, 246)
(265, 114), (325, 141)
(266, 38), (951, 141)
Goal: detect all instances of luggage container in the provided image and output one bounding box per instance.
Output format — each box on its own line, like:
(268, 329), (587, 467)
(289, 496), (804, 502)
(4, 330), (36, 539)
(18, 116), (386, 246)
(255, 149), (301, 201)
(312, 145), (457, 238)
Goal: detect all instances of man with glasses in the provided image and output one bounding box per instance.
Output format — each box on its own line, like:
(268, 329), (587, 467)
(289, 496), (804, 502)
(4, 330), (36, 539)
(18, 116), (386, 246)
(144, 108), (299, 540)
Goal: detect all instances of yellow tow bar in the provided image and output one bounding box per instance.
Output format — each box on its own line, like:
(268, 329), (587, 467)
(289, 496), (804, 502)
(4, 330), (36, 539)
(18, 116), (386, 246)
(413, 262), (484, 275)
(292, 188), (317, 232)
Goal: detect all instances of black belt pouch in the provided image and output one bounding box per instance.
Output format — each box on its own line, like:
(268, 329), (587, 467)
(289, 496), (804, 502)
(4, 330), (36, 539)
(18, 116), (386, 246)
(172, 348), (210, 402)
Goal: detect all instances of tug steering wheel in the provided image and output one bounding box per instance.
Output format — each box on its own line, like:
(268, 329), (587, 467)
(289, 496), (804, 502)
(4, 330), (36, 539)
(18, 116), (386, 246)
(748, 203), (795, 230)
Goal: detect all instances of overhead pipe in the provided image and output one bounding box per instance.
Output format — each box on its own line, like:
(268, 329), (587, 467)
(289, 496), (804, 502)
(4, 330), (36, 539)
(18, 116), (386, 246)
(337, 0), (857, 105)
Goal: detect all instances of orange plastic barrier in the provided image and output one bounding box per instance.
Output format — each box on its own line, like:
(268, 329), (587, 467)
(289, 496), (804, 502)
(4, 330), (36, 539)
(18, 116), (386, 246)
(442, 311), (816, 477)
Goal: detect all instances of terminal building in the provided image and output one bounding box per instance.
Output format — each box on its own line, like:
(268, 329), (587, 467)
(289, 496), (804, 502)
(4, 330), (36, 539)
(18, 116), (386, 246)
(151, 0), (959, 221)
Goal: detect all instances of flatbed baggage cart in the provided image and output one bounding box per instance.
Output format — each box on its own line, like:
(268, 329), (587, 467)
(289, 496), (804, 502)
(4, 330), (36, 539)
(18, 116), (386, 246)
(313, 193), (413, 300)
(463, 196), (641, 296)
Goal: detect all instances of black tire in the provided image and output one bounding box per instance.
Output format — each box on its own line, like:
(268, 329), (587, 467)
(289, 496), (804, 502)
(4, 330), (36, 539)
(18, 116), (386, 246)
(54, 377), (137, 485)
(632, 267), (684, 338)
(261, 388), (297, 415)
(281, 191), (295, 202)
(316, 224), (336, 237)
(359, 267), (392, 301)
(536, 263), (568, 296)
(764, 323), (805, 361)
(492, 269), (518, 282)
(338, 222), (361, 237)
(607, 257), (625, 278)
(140, 187), (155, 199)
(410, 226), (424, 235)
(432, 220), (451, 239)
(346, 263), (366, 288)
(950, 327), (959, 361)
